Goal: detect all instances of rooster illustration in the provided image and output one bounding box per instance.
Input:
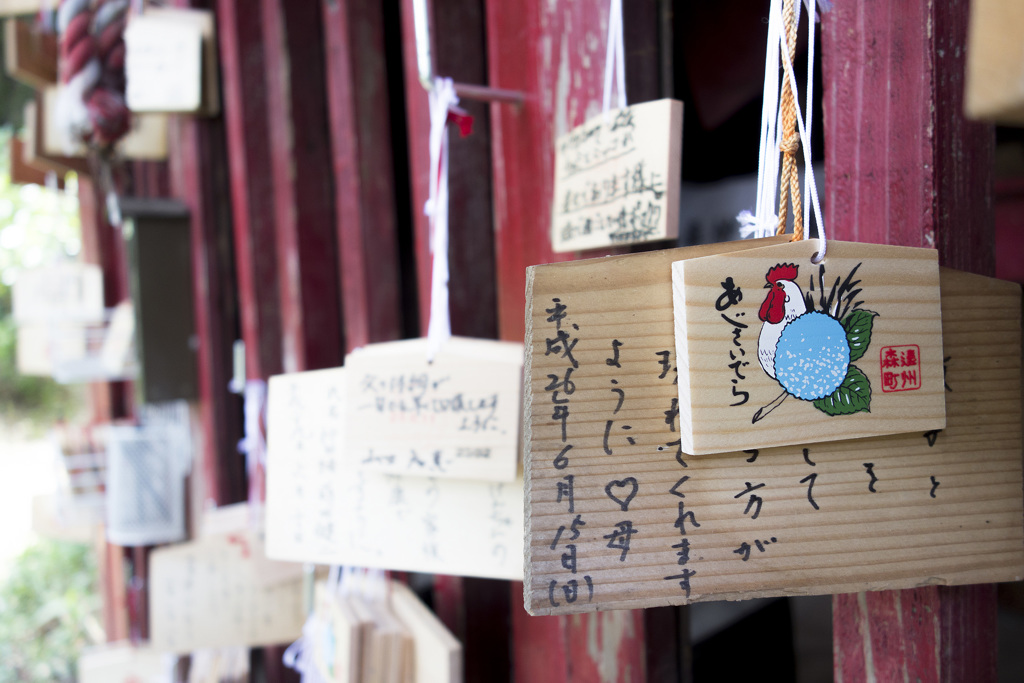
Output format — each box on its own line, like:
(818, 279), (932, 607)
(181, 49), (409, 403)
(752, 262), (878, 423)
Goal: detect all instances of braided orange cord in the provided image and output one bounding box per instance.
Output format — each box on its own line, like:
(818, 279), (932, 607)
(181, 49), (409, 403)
(776, 0), (804, 241)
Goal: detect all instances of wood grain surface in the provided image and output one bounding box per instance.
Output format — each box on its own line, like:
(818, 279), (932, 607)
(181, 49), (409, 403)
(525, 243), (1023, 615)
(672, 239), (945, 454)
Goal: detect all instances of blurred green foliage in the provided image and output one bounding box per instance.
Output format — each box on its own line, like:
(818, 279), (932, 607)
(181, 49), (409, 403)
(0, 127), (84, 431)
(0, 540), (102, 682)
(0, 280), (79, 429)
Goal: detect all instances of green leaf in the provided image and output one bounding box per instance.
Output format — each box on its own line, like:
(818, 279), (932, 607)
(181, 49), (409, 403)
(842, 310), (878, 362)
(814, 364), (872, 416)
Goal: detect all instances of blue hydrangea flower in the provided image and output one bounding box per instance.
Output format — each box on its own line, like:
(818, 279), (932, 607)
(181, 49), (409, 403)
(773, 311), (850, 400)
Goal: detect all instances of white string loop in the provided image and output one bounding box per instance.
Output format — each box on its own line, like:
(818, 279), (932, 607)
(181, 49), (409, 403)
(425, 77), (458, 362)
(602, 0), (626, 116)
(739, 0), (828, 262)
(777, 0), (827, 261)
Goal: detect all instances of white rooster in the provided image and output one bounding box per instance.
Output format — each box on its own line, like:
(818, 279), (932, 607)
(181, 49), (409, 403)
(753, 262), (876, 422)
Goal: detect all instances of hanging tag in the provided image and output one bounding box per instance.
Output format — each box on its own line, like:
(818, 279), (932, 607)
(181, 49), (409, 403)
(344, 337), (523, 482)
(672, 240), (945, 455)
(123, 7), (219, 116)
(550, 98), (683, 252)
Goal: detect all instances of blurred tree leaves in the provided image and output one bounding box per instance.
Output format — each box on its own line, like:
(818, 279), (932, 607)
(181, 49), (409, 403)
(0, 540), (103, 682)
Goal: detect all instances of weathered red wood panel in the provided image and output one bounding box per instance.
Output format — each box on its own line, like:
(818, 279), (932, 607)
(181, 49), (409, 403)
(217, 0), (283, 381)
(322, 0), (403, 353)
(260, 0), (342, 373)
(823, 1), (998, 680)
(79, 174), (131, 641)
(822, 0), (994, 273)
(166, 0), (247, 504)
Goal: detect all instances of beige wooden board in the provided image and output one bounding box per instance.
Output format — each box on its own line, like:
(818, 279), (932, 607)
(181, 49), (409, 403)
(390, 582), (462, 683)
(309, 582), (362, 683)
(23, 99), (89, 176)
(550, 98), (683, 252)
(78, 642), (169, 683)
(149, 535), (305, 653)
(4, 19), (56, 88)
(125, 10), (207, 114)
(673, 239), (945, 454)
(0, 0), (44, 16)
(13, 263), (105, 324)
(966, 0), (1024, 125)
(526, 257), (1024, 615)
(123, 7), (219, 116)
(198, 504), (304, 587)
(266, 366), (524, 579)
(356, 595), (412, 683)
(32, 493), (96, 543)
(41, 86), (169, 160)
(345, 337), (523, 481)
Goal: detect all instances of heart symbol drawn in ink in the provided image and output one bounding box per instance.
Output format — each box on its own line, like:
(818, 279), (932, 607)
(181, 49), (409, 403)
(605, 477), (639, 512)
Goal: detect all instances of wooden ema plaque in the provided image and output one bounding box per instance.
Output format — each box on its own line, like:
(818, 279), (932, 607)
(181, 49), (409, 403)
(266, 367), (524, 580)
(550, 98), (683, 253)
(524, 244), (1023, 615)
(966, 0), (1024, 125)
(149, 533), (306, 652)
(344, 337), (523, 482)
(672, 239), (946, 455)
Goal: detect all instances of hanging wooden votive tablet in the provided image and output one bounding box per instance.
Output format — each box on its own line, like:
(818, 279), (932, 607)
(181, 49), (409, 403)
(550, 98), (683, 252)
(524, 241), (1023, 615)
(671, 239), (946, 455)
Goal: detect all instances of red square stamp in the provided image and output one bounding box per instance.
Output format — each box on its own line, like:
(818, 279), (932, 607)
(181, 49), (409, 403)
(880, 344), (921, 392)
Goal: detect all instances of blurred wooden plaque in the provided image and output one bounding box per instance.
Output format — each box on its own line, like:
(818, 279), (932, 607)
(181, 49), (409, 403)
(266, 367), (524, 580)
(966, 0), (1024, 125)
(149, 534), (305, 652)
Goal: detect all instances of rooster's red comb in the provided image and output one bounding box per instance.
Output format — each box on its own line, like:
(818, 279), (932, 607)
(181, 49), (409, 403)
(766, 263), (799, 284)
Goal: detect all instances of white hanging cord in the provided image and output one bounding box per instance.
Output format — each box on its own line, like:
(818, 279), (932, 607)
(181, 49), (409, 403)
(602, 0), (627, 115)
(777, 0), (827, 261)
(738, 0), (784, 239)
(425, 77), (458, 362)
(738, 0), (828, 262)
(238, 379), (267, 474)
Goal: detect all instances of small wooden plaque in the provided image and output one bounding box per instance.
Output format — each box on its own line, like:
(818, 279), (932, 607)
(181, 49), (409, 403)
(672, 239), (946, 455)
(149, 534), (306, 653)
(390, 581), (462, 683)
(344, 337), (523, 482)
(124, 8), (220, 117)
(966, 0), (1024, 125)
(525, 244), (1023, 615)
(550, 98), (683, 252)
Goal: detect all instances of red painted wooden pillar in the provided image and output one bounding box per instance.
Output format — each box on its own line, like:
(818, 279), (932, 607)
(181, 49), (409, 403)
(322, 0), (404, 353)
(217, 0), (283, 382)
(168, 0), (246, 508)
(260, 0), (343, 373)
(823, 1), (998, 680)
